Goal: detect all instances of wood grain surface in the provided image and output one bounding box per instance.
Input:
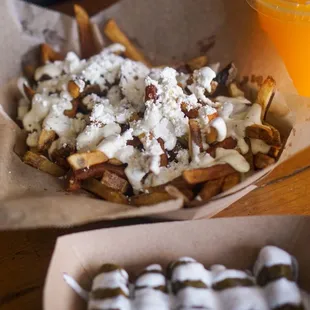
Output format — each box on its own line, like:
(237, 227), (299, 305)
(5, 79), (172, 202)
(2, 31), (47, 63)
(1, 0), (310, 309)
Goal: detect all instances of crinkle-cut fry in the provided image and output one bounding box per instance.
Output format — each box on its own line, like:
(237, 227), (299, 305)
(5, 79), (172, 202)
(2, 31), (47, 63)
(254, 153), (276, 170)
(23, 83), (35, 101)
(198, 177), (225, 202)
(23, 151), (66, 177)
(82, 178), (128, 204)
(222, 172), (241, 192)
(228, 82), (245, 98)
(183, 164), (236, 185)
(40, 43), (63, 64)
(68, 80), (81, 99)
(206, 137), (237, 158)
(37, 129), (57, 152)
(67, 150), (108, 170)
(256, 76), (276, 120)
(74, 4), (101, 59)
(157, 138), (168, 167)
(186, 55), (208, 72)
(104, 19), (151, 67)
(101, 170), (129, 193)
(205, 126), (218, 145)
(130, 191), (175, 206)
(188, 119), (203, 159)
(245, 124), (281, 147)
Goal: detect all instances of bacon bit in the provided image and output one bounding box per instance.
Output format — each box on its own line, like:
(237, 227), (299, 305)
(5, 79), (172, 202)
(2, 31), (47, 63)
(157, 138), (168, 167)
(64, 99), (79, 118)
(145, 85), (158, 101)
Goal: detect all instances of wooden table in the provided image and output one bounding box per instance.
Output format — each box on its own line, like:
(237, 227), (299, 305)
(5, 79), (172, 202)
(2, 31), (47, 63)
(1, 0), (310, 309)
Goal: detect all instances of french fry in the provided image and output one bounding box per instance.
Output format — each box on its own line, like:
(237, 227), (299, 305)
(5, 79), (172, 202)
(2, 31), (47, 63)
(165, 185), (190, 203)
(205, 126), (218, 145)
(67, 171), (81, 192)
(214, 63), (237, 86)
(206, 137), (237, 158)
(186, 55), (208, 72)
(64, 84), (102, 117)
(245, 124), (281, 147)
(183, 164), (236, 185)
(37, 129), (57, 152)
(40, 43), (63, 64)
(181, 103), (199, 119)
(23, 84), (35, 101)
(146, 177), (195, 201)
(130, 191), (174, 206)
(23, 64), (36, 83)
(228, 82), (245, 98)
(50, 144), (76, 169)
(74, 162), (127, 180)
(29, 147), (40, 154)
(68, 80), (81, 99)
(198, 177), (224, 202)
(188, 119), (203, 159)
(108, 158), (124, 166)
(208, 112), (218, 122)
(23, 151), (66, 177)
(157, 138), (168, 167)
(74, 4), (101, 59)
(101, 170), (129, 193)
(104, 19), (151, 67)
(222, 172), (241, 192)
(269, 125), (282, 148)
(256, 76), (276, 120)
(82, 178), (128, 204)
(67, 150), (108, 170)
(254, 153), (276, 170)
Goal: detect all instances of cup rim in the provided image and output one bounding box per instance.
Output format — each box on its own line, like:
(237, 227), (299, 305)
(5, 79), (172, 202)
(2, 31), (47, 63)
(247, 0), (310, 18)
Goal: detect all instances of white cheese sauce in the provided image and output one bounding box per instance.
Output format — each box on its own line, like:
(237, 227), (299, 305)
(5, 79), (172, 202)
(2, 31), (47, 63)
(19, 46), (274, 192)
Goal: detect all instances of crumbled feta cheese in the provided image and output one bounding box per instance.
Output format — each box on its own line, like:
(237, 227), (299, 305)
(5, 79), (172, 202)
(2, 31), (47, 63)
(119, 59), (150, 110)
(19, 45), (266, 193)
(26, 131), (40, 147)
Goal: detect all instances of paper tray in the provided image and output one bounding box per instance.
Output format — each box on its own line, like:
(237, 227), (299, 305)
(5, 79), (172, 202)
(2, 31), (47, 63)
(44, 215), (310, 309)
(1, 0), (310, 228)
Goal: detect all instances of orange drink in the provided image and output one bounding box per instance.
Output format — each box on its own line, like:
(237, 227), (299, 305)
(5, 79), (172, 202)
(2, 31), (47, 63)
(247, 0), (310, 96)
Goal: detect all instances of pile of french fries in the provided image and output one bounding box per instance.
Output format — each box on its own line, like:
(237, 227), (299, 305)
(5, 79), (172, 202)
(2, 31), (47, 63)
(19, 5), (283, 208)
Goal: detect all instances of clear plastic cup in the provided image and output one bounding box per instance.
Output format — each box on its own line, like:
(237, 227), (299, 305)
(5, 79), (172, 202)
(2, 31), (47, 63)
(247, 0), (310, 96)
